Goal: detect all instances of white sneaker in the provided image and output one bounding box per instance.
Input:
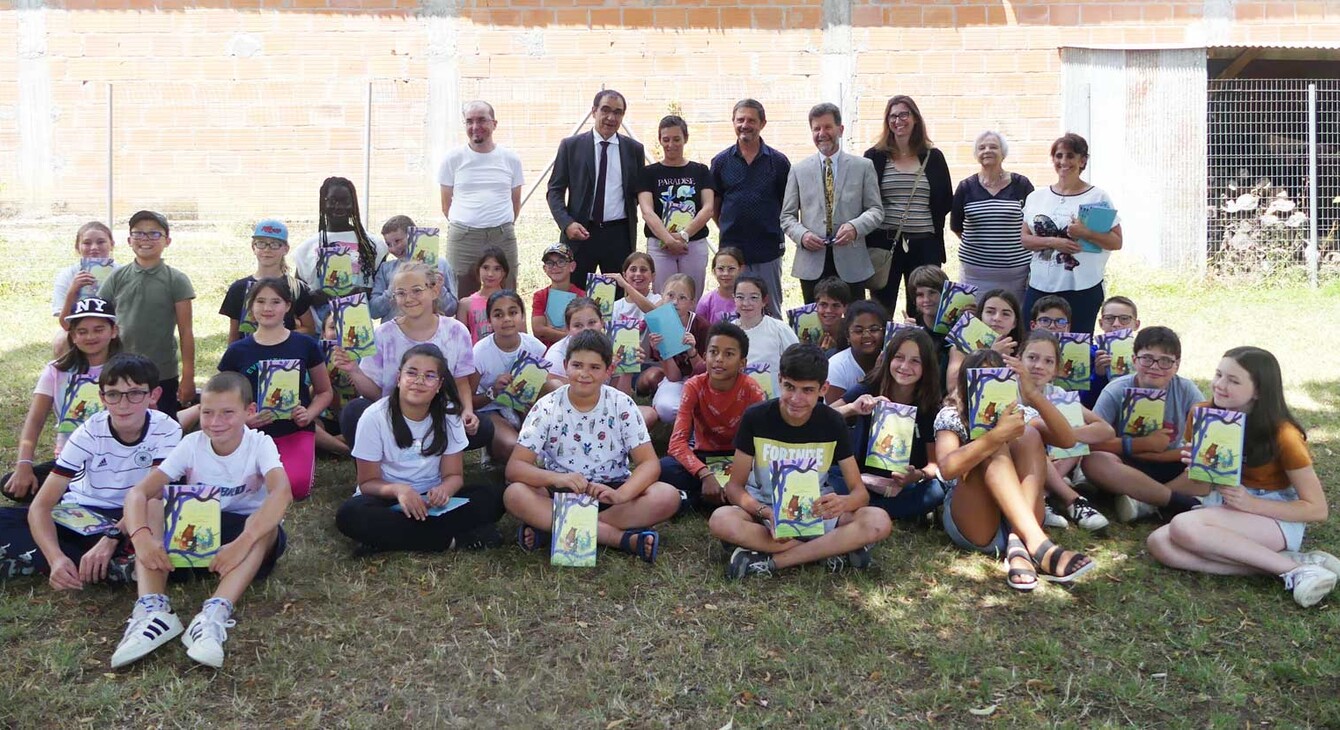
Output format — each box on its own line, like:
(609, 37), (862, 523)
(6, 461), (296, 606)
(1282, 564), (1337, 608)
(1070, 464), (1090, 489)
(1043, 504), (1070, 529)
(1282, 550), (1340, 577)
(182, 606), (236, 668)
(1114, 495), (1157, 523)
(110, 609), (183, 668)
(1066, 497), (1110, 531)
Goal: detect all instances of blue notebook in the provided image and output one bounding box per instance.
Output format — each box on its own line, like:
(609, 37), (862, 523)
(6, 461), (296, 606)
(1077, 204), (1117, 254)
(643, 303), (689, 359)
(391, 497), (470, 517)
(545, 288), (577, 329)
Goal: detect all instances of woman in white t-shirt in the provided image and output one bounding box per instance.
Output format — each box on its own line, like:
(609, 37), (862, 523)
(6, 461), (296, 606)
(1020, 134), (1122, 334)
(336, 344), (505, 553)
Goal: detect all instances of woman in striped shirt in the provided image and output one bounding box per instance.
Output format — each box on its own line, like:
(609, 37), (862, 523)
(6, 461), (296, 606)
(950, 131), (1035, 305)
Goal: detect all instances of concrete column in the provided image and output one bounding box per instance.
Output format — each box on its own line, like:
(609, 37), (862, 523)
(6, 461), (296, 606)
(820, 0), (857, 148)
(16, 0), (53, 216)
(423, 0), (462, 220)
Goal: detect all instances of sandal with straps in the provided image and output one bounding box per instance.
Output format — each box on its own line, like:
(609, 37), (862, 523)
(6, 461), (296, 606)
(619, 529), (660, 564)
(1030, 539), (1096, 583)
(1004, 535), (1038, 592)
(516, 524), (550, 553)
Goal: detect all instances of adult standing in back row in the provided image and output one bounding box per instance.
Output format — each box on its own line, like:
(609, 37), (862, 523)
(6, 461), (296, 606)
(863, 95), (951, 319)
(951, 131), (1035, 305)
(711, 99), (791, 318)
(547, 90), (646, 288)
(439, 100), (524, 297)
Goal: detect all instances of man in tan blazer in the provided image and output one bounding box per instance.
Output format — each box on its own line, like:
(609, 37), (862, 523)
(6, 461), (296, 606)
(781, 102), (885, 303)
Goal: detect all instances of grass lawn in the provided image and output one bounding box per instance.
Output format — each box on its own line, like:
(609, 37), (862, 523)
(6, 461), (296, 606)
(1, 216), (1338, 727)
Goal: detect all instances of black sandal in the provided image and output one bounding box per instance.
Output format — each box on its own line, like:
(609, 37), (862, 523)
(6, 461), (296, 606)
(618, 529), (660, 564)
(1004, 535), (1038, 592)
(1030, 539), (1096, 583)
(516, 524), (550, 553)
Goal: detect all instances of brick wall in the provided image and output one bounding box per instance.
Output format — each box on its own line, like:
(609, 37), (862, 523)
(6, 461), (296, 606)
(0, 0), (1332, 228)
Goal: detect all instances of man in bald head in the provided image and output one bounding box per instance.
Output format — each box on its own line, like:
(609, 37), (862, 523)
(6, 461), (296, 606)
(438, 100), (525, 295)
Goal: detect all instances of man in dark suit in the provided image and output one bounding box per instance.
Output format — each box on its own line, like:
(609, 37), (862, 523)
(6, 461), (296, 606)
(547, 90), (646, 287)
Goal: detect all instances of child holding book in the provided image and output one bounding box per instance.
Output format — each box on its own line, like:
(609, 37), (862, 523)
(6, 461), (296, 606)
(945, 288), (1023, 395)
(294, 177), (387, 321)
(369, 215), (459, 322)
(457, 246), (510, 344)
(908, 265), (955, 395)
(0, 354), (181, 585)
(52, 221), (118, 355)
(1081, 326), (1204, 524)
(332, 261), (488, 455)
(834, 329), (946, 521)
(1086, 295), (1142, 409)
(1147, 346), (1339, 608)
(217, 277), (333, 500)
(98, 210), (196, 421)
(813, 277), (852, 354)
(110, 372), (293, 669)
(219, 219), (315, 343)
(336, 344), (506, 553)
(503, 330), (680, 563)
(1019, 331), (1112, 531)
(316, 314), (354, 455)
(649, 273), (710, 425)
(530, 243), (585, 347)
(609, 252), (667, 399)
(660, 321), (765, 512)
(3, 297), (122, 501)
(696, 247), (744, 324)
(823, 300), (889, 403)
(472, 290), (550, 463)
(710, 344), (893, 579)
(542, 297), (605, 382)
(935, 348), (1093, 589)
(734, 275), (799, 377)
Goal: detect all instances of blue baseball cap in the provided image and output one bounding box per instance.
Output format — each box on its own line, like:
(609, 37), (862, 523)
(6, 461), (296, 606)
(252, 219), (288, 243)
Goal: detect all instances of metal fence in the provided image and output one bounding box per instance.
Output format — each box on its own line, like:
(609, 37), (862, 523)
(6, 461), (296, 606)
(1206, 79), (1340, 284)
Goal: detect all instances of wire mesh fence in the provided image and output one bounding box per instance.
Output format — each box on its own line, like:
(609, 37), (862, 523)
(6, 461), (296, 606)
(1206, 79), (1339, 281)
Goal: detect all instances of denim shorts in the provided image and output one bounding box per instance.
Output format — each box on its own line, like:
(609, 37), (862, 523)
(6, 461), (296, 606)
(941, 485), (1009, 558)
(1201, 486), (1305, 552)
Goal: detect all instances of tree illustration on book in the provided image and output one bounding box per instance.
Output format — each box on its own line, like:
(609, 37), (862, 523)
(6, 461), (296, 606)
(586, 274), (617, 321)
(743, 362), (777, 399)
(550, 492), (598, 567)
(50, 504), (116, 536)
(79, 257), (116, 299)
(331, 292), (377, 360)
(57, 374), (103, 435)
(163, 485), (221, 569)
(769, 457), (824, 539)
(865, 401), (917, 473)
(933, 280), (979, 334)
(947, 312), (998, 354)
(406, 227), (441, 266)
(966, 367), (1019, 439)
(608, 318), (645, 375)
(786, 303), (824, 345)
(237, 279), (259, 335)
(257, 358), (302, 420)
(1046, 390), (1091, 458)
(1055, 333), (1092, 391)
(315, 243), (357, 297)
(494, 353), (551, 413)
(1119, 387), (1166, 437)
(1098, 328), (1135, 377)
(1188, 406), (1245, 486)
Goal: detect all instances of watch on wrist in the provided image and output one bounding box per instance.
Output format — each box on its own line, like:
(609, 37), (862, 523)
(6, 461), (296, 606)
(102, 526), (125, 541)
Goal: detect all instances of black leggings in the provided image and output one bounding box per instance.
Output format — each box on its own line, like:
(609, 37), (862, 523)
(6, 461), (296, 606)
(335, 483), (505, 552)
(1, 460), (55, 503)
(0, 505), (123, 574)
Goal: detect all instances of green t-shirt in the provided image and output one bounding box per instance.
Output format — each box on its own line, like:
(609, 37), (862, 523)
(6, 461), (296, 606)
(99, 261), (195, 380)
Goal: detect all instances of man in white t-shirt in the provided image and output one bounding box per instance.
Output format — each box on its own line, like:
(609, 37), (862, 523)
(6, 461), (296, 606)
(438, 100), (524, 297)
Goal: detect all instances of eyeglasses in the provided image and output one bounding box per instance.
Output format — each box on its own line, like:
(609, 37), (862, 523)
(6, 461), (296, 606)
(399, 369), (441, 384)
(393, 286), (431, 300)
(733, 294), (762, 303)
(1100, 314), (1135, 325)
(129, 231), (164, 241)
(849, 325), (884, 337)
(1135, 354), (1179, 370)
(542, 258), (570, 269)
(252, 238), (286, 250)
(102, 389), (150, 404)
(1035, 316), (1070, 328)
(888, 111), (913, 122)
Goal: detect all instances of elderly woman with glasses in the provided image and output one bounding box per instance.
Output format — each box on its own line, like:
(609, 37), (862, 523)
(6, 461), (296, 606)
(950, 131), (1035, 305)
(1020, 133), (1122, 334)
(863, 95), (952, 319)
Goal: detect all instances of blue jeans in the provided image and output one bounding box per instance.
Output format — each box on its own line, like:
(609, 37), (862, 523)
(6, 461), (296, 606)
(869, 478), (947, 521)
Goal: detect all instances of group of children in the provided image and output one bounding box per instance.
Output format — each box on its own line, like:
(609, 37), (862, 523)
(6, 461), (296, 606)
(1, 176), (1334, 669)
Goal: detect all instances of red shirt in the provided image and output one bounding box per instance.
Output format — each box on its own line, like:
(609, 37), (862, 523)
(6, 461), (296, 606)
(668, 372), (766, 476)
(532, 285), (586, 345)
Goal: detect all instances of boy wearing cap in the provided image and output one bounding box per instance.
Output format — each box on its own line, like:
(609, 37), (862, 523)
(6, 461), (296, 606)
(531, 243), (585, 347)
(219, 219), (316, 342)
(369, 214), (460, 322)
(98, 210), (196, 421)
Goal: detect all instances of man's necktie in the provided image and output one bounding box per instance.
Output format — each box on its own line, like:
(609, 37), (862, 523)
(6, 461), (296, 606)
(592, 140), (610, 226)
(823, 157), (835, 237)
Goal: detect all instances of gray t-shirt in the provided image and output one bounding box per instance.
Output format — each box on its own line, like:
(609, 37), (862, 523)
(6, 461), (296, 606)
(1093, 374), (1205, 450)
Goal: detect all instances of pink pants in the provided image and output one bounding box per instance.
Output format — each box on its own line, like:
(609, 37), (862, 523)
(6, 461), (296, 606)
(648, 238), (709, 299)
(274, 430), (317, 501)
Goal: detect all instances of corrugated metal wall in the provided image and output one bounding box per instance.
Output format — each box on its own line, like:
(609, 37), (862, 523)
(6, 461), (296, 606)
(1061, 48), (1208, 273)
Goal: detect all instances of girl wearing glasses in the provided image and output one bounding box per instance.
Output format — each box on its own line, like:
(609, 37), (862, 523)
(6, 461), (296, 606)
(3, 297), (123, 501)
(336, 344), (505, 554)
(732, 275), (798, 383)
(219, 219), (315, 343)
(217, 278), (332, 500)
(823, 300), (889, 404)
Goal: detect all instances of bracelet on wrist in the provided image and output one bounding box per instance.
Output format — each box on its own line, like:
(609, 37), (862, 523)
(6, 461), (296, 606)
(17, 459), (33, 465)
(128, 525), (152, 541)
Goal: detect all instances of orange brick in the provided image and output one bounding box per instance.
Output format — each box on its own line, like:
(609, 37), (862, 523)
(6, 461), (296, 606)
(589, 8), (620, 27)
(720, 7), (750, 27)
(1109, 3), (1142, 22)
(1050, 4), (1079, 26)
(519, 8), (551, 25)
(786, 7), (822, 27)
(622, 7), (652, 26)
(1079, 4), (1112, 23)
(1015, 4), (1048, 24)
(652, 7), (686, 26)
(955, 6), (987, 26)
(553, 9), (589, 25)
(919, 6), (950, 26)
(884, 8), (922, 27)
(753, 7), (783, 29)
